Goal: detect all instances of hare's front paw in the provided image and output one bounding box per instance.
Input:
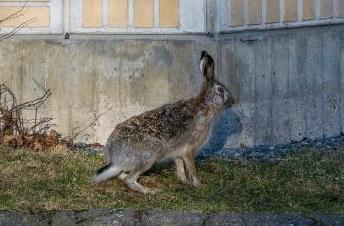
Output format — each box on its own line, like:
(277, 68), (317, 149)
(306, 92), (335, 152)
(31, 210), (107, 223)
(176, 173), (189, 185)
(192, 178), (203, 188)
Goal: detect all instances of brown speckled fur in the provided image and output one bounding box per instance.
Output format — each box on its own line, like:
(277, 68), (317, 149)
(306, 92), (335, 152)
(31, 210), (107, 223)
(94, 51), (235, 194)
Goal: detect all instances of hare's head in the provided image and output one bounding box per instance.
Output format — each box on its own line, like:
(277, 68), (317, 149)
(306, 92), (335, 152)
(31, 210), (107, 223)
(200, 51), (235, 109)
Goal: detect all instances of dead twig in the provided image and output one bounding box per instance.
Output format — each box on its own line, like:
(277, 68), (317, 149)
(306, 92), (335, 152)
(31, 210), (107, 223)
(0, 18), (36, 41)
(66, 106), (113, 142)
(0, 81), (56, 150)
(0, 82), (110, 151)
(0, 2), (27, 24)
(0, 1), (36, 42)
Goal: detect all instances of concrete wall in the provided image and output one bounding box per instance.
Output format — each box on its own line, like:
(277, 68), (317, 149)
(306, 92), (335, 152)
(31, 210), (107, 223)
(217, 24), (344, 148)
(0, 24), (343, 150)
(0, 35), (215, 144)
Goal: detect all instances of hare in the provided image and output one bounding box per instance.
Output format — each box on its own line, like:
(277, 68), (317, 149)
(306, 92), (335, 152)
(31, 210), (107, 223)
(94, 51), (235, 194)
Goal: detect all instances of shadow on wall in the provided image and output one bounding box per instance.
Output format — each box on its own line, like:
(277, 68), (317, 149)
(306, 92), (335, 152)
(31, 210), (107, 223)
(200, 108), (242, 157)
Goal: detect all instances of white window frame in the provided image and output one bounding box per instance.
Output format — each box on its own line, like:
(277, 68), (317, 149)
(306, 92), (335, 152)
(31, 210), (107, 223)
(217, 0), (344, 33)
(69, 0), (206, 34)
(0, 0), (63, 34)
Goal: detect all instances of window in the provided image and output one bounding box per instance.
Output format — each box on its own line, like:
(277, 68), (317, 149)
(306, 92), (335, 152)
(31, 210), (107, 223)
(70, 0), (204, 33)
(219, 0), (344, 32)
(0, 0), (63, 34)
(0, 0), (205, 34)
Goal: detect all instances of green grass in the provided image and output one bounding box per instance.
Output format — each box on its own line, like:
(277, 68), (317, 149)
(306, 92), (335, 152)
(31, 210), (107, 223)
(0, 146), (343, 214)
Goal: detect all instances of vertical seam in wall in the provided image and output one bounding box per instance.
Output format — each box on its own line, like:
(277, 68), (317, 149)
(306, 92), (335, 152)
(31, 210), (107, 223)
(269, 39), (274, 144)
(304, 34), (309, 138)
(301, 34), (307, 139)
(319, 32), (325, 138)
(18, 40), (23, 105)
(128, 0), (134, 28)
(154, 0), (159, 28)
(340, 31), (343, 133)
(94, 43), (101, 143)
(287, 35), (292, 142)
(253, 51), (257, 146)
(335, 31), (341, 136)
(253, 42), (257, 143)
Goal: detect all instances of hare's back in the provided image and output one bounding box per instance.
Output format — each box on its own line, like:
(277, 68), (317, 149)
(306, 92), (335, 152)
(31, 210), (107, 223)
(114, 100), (195, 142)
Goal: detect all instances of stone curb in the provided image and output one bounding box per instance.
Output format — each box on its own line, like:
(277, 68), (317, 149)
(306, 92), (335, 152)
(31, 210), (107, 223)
(0, 210), (343, 226)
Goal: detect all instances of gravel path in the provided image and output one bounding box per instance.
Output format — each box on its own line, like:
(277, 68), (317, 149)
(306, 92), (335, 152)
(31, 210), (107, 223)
(204, 135), (344, 162)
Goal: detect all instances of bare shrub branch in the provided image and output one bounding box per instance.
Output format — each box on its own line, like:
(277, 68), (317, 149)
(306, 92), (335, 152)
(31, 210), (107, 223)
(66, 106), (113, 142)
(0, 83), (111, 150)
(0, 82), (52, 135)
(0, 82), (55, 150)
(0, 1), (36, 41)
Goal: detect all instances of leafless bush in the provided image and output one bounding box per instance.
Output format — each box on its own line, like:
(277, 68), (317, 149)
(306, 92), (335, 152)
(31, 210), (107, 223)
(0, 82), (57, 150)
(0, 83), (111, 151)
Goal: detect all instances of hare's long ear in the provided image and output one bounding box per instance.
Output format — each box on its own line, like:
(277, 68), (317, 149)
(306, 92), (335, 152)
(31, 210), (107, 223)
(202, 54), (215, 85)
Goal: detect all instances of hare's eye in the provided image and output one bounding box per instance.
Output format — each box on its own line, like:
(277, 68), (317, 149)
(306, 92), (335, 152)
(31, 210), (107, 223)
(217, 87), (224, 94)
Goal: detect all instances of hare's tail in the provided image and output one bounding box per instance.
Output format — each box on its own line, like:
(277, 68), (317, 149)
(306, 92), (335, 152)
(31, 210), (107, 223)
(93, 163), (122, 183)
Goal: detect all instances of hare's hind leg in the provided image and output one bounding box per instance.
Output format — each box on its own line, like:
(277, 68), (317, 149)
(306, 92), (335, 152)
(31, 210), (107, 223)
(124, 159), (159, 194)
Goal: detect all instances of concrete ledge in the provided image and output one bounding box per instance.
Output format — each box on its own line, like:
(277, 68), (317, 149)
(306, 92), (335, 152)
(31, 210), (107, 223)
(0, 209), (343, 226)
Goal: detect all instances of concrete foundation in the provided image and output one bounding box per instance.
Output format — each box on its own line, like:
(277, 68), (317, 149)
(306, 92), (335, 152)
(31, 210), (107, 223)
(0, 24), (343, 150)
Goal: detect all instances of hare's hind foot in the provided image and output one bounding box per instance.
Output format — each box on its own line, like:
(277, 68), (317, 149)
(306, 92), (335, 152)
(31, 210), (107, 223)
(191, 177), (202, 188)
(123, 158), (159, 195)
(125, 178), (160, 194)
(118, 172), (128, 180)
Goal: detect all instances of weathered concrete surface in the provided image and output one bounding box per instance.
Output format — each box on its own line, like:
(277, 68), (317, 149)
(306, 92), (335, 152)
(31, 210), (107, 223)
(0, 36), (216, 144)
(218, 24), (344, 149)
(0, 24), (343, 150)
(1, 210), (343, 226)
